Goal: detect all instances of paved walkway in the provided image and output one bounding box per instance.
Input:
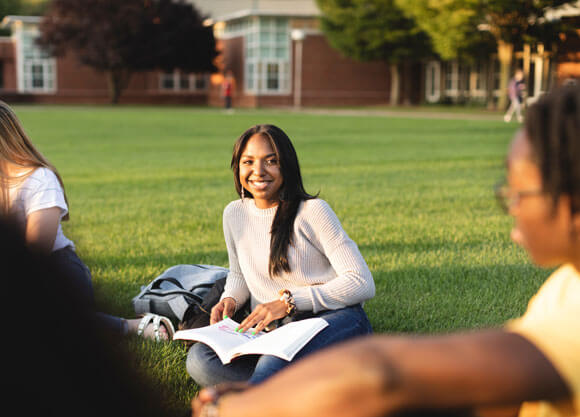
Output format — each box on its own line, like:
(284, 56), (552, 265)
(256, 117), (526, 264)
(278, 106), (508, 122)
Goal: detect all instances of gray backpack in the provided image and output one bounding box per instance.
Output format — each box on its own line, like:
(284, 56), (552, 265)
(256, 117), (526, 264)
(132, 264), (228, 323)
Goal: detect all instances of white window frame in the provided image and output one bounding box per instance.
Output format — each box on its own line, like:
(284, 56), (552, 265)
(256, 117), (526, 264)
(468, 60), (487, 99)
(425, 61), (441, 103)
(242, 16), (291, 95)
(15, 28), (56, 93)
(158, 70), (209, 92)
(444, 61), (459, 97)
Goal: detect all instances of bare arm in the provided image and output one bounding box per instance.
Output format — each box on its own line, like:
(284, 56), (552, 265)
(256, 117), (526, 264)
(205, 330), (569, 417)
(26, 207), (61, 254)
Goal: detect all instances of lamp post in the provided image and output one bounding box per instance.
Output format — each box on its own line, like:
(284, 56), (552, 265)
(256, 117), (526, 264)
(291, 29), (305, 108)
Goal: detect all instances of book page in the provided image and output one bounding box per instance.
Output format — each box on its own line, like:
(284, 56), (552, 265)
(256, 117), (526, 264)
(229, 318), (329, 362)
(173, 318), (261, 364)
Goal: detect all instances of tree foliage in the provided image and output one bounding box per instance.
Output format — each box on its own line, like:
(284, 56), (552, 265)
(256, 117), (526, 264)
(395, 0), (495, 61)
(482, 0), (573, 44)
(398, 0), (577, 108)
(0, 0), (21, 20)
(0, 0), (48, 20)
(316, 0), (432, 104)
(0, 0), (21, 35)
(38, 0), (218, 103)
(317, 0), (431, 63)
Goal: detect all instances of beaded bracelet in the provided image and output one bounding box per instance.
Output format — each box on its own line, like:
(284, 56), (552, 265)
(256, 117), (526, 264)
(278, 289), (297, 316)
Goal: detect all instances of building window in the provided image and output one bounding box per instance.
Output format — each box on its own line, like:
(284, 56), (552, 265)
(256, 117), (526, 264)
(17, 29), (56, 93)
(458, 63), (469, 93)
(266, 62), (279, 90)
(242, 16), (290, 95)
(493, 59), (500, 91)
(159, 70), (208, 92)
(444, 61), (459, 97)
(425, 61), (440, 103)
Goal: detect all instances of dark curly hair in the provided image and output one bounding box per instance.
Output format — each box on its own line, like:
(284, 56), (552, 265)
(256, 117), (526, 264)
(524, 83), (580, 213)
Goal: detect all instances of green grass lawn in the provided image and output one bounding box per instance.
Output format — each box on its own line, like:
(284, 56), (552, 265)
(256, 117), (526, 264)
(13, 104), (547, 414)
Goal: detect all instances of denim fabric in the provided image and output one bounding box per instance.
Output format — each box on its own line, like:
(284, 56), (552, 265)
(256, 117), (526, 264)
(186, 304), (372, 387)
(50, 246), (126, 334)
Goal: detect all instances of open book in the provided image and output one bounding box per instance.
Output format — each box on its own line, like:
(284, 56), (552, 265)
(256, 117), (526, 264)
(173, 317), (328, 364)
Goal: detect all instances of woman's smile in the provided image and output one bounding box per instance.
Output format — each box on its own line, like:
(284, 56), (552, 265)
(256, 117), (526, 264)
(239, 133), (284, 209)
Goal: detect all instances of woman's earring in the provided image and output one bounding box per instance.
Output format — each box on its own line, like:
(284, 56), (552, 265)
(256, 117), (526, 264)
(241, 187), (245, 200)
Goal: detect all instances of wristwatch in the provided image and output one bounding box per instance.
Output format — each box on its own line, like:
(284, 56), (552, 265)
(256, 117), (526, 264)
(278, 289), (297, 316)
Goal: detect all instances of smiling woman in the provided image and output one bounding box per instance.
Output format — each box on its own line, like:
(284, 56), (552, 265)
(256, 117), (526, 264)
(192, 81), (580, 417)
(238, 133), (284, 209)
(185, 124), (376, 388)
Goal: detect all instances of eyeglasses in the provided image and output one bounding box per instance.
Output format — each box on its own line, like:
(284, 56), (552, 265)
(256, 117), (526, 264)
(494, 179), (544, 213)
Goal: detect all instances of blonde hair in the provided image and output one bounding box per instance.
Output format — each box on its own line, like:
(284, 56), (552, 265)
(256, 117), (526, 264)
(0, 100), (69, 219)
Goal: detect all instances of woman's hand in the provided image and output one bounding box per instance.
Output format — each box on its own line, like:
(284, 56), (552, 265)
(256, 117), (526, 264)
(210, 297), (237, 325)
(236, 300), (287, 334)
(191, 382), (250, 417)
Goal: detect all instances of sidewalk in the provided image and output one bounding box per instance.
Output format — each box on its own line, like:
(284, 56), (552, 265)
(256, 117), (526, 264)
(280, 106), (507, 122)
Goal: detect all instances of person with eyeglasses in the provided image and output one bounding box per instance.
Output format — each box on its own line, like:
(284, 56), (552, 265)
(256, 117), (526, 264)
(192, 84), (580, 417)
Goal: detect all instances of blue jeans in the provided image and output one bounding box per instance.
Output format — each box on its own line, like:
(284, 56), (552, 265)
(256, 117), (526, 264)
(186, 304), (373, 387)
(50, 246), (126, 334)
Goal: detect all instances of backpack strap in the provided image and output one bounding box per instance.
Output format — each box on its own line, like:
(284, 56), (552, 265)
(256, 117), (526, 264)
(151, 277), (184, 290)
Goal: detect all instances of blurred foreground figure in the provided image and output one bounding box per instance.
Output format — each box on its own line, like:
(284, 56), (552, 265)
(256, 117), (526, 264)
(1, 218), (177, 417)
(193, 84), (580, 417)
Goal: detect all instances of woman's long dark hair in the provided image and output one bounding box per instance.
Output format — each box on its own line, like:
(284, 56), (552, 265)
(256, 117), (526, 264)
(524, 83), (580, 213)
(231, 124), (316, 277)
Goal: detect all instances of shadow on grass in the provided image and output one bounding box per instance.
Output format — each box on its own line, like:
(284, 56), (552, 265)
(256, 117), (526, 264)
(364, 262), (549, 335)
(358, 237), (512, 256)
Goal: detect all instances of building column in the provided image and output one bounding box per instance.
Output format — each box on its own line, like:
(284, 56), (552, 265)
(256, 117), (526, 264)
(533, 44), (544, 99)
(291, 29), (305, 108)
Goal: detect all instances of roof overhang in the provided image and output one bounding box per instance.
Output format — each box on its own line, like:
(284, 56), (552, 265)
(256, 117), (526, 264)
(211, 9), (319, 23)
(1, 15), (42, 29)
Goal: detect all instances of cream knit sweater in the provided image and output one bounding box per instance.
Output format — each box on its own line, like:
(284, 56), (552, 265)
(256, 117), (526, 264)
(220, 198), (375, 313)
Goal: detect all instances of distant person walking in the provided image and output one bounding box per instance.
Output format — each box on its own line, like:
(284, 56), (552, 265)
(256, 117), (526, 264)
(222, 71), (235, 110)
(504, 69), (526, 123)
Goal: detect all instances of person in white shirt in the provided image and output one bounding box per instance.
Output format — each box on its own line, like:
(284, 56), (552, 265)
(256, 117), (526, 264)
(186, 124), (375, 386)
(0, 100), (173, 341)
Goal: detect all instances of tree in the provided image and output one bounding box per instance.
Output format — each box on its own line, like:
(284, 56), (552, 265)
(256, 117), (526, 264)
(395, 0), (494, 61)
(0, 0), (21, 36)
(396, 0), (496, 106)
(397, 0), (576, 109)
(0, 0), (21, 20)
(316, 0), (432, 106)
(38, 0), (218, 104)
(483, 0), (574, 109)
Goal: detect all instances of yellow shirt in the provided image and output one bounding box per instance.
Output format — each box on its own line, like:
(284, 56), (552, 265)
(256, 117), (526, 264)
(507, 264), (580, 417)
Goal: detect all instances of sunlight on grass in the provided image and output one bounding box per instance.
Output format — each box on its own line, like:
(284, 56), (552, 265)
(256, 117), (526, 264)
(14, 105), (544, 412)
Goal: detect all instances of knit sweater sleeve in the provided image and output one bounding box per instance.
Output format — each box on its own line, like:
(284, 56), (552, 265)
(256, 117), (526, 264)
(220, 203), (250, 308)
(292, 199), (375, 312)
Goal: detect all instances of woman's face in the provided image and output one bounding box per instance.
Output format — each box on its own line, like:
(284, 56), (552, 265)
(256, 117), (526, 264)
(239, 133), (283, 209)
(507, 130), (577, 266)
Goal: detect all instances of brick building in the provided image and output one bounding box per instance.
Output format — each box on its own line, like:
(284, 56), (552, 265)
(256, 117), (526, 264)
(0, 0), (579, 107)
(196, 0), (580, 108)
(0, 15), (210, 104)
(423, 3), (580, 106)
(0, 1), (399, 107)
(195, 0), (395, 108)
